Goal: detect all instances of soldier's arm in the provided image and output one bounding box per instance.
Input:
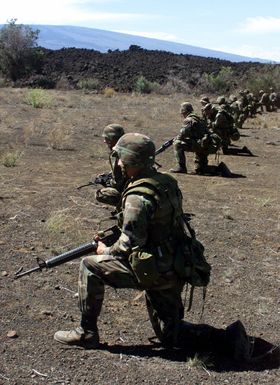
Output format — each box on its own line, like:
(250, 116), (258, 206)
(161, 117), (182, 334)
(105, 194), (156, 257)
(177, 120), (193, 140)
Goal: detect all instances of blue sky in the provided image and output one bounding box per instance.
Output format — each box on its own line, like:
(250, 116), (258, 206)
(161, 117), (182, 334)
(1, 0), (280, 61)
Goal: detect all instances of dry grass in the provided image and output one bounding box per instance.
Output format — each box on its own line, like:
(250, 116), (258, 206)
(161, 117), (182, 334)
(1, 149), (23, 167)
(1, 86), (280, 385)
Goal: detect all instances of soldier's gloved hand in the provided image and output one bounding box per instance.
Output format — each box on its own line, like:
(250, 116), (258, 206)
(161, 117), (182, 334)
(96, 241), (107, 255)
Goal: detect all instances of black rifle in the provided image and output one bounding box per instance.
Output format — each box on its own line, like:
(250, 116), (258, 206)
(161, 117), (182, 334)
(77, 172), (113, 190)
(78, 137), (175, 189)
(155, 137), (175, 156)
(15, 225), (120, 279)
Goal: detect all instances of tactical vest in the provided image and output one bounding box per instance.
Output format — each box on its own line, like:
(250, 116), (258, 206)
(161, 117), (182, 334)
(186, 113), (208, 140)
(121, 172), (184, 246)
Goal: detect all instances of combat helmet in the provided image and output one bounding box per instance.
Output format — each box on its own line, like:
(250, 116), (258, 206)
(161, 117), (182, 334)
(102, 124), (125, 142)
(180, 102), (193, 114)
(200, 96), (210, 105)
(216, 96), (226, 105)
(113, 133), (155, 167)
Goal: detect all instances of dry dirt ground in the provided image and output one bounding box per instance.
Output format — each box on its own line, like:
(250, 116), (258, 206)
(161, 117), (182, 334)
(0, 88), (279, 385)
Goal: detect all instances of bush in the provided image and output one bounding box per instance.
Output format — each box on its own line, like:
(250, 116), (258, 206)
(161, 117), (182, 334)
(134, 76), (155, 94)
(0, 19), (40, 80)
(77, 78), (101, 91)
(25, 89), (52, 108)
(103, 87), (116, 97)
(198, 66), (235, 94)
(244, 66), (280, 94)
(2, 150), (22, 167)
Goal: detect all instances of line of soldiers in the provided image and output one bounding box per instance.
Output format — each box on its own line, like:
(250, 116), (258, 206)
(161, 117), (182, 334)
(53, 93), (280, 362)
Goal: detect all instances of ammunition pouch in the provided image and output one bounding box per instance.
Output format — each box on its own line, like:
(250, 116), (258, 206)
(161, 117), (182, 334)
(129, 250), (160, 288)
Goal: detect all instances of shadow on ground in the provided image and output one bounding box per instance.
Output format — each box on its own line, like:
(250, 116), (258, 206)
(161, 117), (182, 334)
(102, 337), (279, 373)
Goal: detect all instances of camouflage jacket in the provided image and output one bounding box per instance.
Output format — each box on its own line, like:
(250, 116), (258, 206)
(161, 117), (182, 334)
(106, 169), (184, 260)
(212, 107), (234, 131)
(178, 113), (208, 141)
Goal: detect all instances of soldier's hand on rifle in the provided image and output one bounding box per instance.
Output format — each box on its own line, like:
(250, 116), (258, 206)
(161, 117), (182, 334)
(96, 241), (107, 255)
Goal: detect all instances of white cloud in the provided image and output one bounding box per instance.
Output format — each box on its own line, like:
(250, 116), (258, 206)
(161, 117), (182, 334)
(212, 43), (280, 62)
(0, 0), (148, 25)
(238, 16), (280, 34)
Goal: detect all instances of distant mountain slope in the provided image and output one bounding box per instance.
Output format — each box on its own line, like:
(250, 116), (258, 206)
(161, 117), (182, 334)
(27, 24), (270, 63)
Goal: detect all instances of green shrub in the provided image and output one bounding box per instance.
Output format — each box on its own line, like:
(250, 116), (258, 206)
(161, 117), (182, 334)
(245, 66), (280, 94)
(134, 76), (155, 94)
(198, 66), (235, 93)
(0, 19), (40, 81)
(25, 89), (52, 108)
(77, 78), (101, 91)
(2, 150), (22, 167)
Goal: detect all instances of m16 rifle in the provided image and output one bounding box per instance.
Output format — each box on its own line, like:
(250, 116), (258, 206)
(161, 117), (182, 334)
(155, 137), (175, 156)
(15, 225), (120, 279)
(77, 172), (113, 190)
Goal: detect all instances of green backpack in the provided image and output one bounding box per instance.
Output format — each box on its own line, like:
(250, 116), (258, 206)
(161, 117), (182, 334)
(174, 214), (211, 312)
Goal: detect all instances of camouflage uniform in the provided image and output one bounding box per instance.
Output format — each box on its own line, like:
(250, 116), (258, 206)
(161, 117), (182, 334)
(259, 90), (272, 112)
(171, 102), (220, 174)
(54, 133), (252, 360)
(269, 88), (279, 111)
(80, 167), (188, 347)
(95, 124), (126, 207)
(203, 103), (240, 154)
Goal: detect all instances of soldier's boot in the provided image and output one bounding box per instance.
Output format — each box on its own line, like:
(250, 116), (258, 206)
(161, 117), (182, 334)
(170, 164), (187, 174)
(217, 162), (233, 177)
(54, 298), (103, 348)
(54, 326), (100, 348)
(225, 320), (253, 362)
(222, 146), (230, 154)
(241, 146), (253, 156)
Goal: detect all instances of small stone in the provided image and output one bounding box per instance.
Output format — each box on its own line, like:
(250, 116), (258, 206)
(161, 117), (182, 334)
(40, 310), (53, 316)
(1, 271), (8, 276)
(7, 330), (18, 338)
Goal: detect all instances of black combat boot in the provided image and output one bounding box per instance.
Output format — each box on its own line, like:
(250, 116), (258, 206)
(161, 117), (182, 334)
(225, 320), (253, 362)
(217, 162), (233, 177)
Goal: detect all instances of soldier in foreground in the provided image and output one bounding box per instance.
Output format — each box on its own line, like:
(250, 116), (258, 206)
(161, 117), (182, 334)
(54, 133), (252, 362)
(95, 123), (126, 206)
(170, 102), (231, 176)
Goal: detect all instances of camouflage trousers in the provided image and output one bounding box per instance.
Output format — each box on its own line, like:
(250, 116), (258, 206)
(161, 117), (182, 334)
(173, 139), (208, 173)
(79, 254), (187, 346)
(78, 254), (226, 349)
(95, 187), (121, 206)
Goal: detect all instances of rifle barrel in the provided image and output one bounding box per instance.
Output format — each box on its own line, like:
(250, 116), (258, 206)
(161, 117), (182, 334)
(45, 242), (97, 268)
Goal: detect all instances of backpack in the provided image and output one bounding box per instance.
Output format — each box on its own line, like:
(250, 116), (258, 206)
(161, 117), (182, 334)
(200, 132), (222, 154)
(174, 214), (211, 312)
